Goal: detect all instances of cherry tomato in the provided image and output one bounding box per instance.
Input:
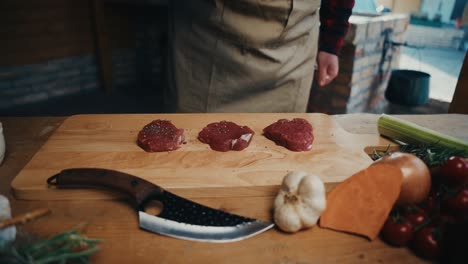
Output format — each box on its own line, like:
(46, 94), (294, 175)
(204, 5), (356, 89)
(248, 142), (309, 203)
(440, 156), (468, 187)
(422, 191), (441, 213)
(443, 188), (468, 221)
(404, 208), (428, 228)
(439, 214), (458, 226)
(411, 227), (442, 259)
(429, 213), (458, 229)
(381, 217), (414, 247)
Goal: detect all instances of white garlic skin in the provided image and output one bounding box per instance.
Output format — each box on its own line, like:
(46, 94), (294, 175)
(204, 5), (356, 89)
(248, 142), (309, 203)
(0, 195), (16, 249)
(274, 171), (326, 233)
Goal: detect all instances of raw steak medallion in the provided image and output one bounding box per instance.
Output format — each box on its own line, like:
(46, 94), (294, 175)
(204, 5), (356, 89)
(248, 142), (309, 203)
(263, 118), (314, 151)
(137, 120), (184, 152)
(198, 121), (254, 152)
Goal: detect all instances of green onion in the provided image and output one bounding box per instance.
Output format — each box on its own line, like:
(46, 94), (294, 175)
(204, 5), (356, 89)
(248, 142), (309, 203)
(378, 114), (468, 152)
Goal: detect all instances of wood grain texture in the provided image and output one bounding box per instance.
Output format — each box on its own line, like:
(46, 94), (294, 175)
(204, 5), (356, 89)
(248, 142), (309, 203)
(12, 191), (426, 264)
(1, 115), (435, 263)
(11, 113), (391, 200)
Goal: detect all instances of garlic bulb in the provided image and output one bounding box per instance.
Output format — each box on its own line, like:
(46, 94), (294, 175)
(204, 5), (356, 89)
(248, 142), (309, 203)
(274, 171), (326, 233)
(0, 195), (16, 249)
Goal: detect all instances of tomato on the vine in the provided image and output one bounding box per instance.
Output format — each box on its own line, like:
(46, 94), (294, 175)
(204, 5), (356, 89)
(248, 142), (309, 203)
(428, 213), (458, 230)
(411, 226), (442, 259)
(439, 156), (468, 187)
(443, 188), (468, 220)
(403, 207), (428, 228)
(381, 217), (414, 247)
(422, 191), (441, 213)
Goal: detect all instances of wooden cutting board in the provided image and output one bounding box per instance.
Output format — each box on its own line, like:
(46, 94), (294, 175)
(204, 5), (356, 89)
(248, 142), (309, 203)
(11, 113), (392, 200)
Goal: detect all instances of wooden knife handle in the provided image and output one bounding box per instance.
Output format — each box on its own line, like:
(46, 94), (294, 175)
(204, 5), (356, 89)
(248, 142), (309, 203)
(47, 168), (164, 206)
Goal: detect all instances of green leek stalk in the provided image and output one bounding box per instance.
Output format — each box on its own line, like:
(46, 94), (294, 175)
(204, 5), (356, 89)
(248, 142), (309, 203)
(377, 114), (468, 152)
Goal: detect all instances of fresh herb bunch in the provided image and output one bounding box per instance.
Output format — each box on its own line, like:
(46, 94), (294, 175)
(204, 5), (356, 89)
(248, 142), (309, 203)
(0, 227), (101, 264)
(371, 144), (467, 167)
(400, 144), (467, 167)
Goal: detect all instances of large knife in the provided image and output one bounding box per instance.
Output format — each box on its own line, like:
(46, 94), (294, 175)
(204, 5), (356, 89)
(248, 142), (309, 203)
(47, 168), (274, 243)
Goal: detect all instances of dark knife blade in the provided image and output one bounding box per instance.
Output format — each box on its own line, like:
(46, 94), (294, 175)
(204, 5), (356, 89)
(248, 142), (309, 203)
(47, 168), (274, 242)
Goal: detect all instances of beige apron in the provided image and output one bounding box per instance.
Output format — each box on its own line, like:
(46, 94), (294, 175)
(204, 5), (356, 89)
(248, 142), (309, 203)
(166, 0), (320, 113)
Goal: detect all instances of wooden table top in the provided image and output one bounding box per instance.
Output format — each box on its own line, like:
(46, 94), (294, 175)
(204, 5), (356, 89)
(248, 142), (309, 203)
(1, 113), (467, 263)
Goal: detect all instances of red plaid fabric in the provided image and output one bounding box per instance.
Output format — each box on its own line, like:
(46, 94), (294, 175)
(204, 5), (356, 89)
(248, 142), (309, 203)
(319, 0), (355, 55)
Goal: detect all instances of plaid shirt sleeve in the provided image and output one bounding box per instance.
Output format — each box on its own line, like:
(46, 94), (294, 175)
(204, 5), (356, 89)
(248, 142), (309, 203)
(319, 0), (355, 55)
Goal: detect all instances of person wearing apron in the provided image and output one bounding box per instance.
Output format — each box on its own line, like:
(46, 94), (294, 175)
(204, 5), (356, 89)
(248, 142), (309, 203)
(166, 0), (355, 113)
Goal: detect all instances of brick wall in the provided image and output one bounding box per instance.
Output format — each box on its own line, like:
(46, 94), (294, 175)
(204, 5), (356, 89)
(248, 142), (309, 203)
(0, 55), (99, 110)
(0, 1), (167, 112)
(308, 13), (410, 114)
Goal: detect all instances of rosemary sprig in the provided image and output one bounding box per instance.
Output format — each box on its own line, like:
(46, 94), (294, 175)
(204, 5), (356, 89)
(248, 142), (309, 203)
(0, 227), (101, 264)
(400, 144), (467, 167)
(370, 143), (467, 167)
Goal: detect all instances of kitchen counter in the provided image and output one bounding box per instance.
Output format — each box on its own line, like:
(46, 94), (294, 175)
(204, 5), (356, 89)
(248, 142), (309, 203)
(0, 114), (467, 263)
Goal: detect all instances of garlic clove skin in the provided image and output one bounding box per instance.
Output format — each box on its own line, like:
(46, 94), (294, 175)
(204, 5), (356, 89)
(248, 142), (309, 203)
(274, 204), (303, 233)
(0, 195), (16, 249)
(298, 173), (326, 197)
(281, 171), (308, 193)
(299, 175), (327, 215)
(296, 203), (321, 228)
(296, 175), (326, 228)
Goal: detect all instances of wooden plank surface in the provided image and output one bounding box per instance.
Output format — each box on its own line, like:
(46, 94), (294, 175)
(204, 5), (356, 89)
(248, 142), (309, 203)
(0, 115), (444, 263)
(10, 189), (424, 264)
(12, 113), (391, 200)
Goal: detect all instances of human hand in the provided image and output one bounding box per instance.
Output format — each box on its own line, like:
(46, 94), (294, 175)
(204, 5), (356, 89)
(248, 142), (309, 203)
(316, 51), (339, 87)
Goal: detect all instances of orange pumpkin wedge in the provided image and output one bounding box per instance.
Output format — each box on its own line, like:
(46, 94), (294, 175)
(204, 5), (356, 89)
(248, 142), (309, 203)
(319, 163), (403, 240)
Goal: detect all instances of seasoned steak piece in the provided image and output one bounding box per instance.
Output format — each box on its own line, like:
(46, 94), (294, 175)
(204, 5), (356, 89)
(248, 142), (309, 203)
(137, 120), (184, 152)
(263, 118), (314, 151)
(198, 121), (254, 152)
